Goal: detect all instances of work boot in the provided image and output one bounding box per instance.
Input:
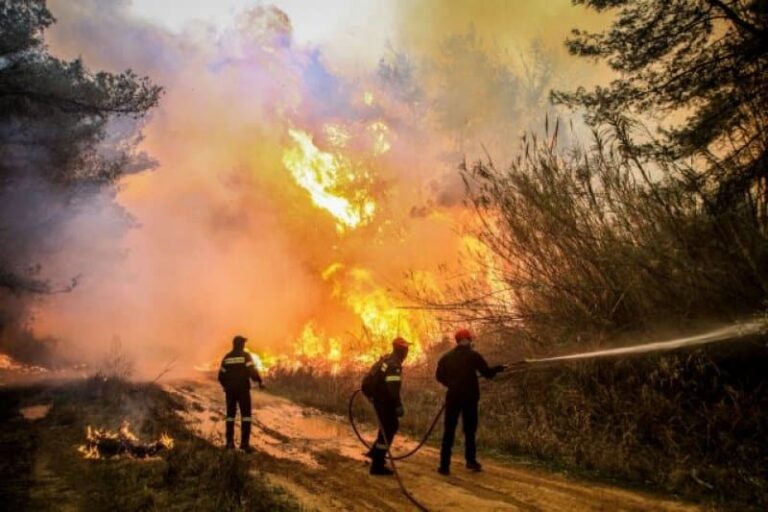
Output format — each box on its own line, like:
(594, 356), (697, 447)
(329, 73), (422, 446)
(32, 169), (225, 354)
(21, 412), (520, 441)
(370, 465), (394, 476)
(225, 442), (235, 450)
(466, 461), (482, 472)
(241, 445), (255, 454)
(241, 421), (252, 449)
(225, 422), (235, 448)
(437, 466), (450, 476)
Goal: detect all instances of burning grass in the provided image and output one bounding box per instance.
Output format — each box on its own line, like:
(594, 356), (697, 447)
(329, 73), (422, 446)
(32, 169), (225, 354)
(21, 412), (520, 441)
(78, 421), (174, 460)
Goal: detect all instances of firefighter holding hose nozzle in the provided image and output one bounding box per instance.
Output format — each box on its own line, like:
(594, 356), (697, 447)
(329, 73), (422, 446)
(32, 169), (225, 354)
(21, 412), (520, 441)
(361, 337), (411, 475)
(218, 335), (264, 453)
(436, 329), (506, 475)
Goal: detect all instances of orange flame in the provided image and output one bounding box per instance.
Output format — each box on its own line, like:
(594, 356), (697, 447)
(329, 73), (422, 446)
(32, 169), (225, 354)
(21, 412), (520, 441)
(282, 128), (376, 232)
(291, 263), (437, 368)
(78, 421), (173, 459)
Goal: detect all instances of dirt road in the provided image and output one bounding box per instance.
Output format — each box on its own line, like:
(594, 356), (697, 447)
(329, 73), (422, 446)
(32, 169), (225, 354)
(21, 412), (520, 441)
(168, 380), (700, 512)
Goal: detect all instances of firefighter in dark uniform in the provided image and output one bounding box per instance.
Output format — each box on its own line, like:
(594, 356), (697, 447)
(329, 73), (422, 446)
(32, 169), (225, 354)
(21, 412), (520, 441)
(363, 337), (410, 475)
(436, 328), (505, 475)
(218, 335), (264, 452)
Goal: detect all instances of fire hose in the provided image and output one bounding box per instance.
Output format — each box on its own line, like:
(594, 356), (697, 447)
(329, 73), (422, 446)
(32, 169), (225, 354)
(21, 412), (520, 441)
(347, 362), (530, 511)
(348, 368), (525, 512)
(346, 360), (534, 462)
(349, 389), (443, 510)
(348, 388), (445, 461)
(368, 401), (430, 512)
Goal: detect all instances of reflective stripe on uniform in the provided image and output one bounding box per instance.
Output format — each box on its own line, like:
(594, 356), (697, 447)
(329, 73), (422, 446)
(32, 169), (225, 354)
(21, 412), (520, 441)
(242, 417), (252, 422)
(385, 375), (401, 382)
(381, 362), (388, 371)
(375, 442), (389, 449)
(245, 361), (254, 367)
(224, 356), (246, 364)
(225, 417), (235, 422)
(219, 367), (226, 373)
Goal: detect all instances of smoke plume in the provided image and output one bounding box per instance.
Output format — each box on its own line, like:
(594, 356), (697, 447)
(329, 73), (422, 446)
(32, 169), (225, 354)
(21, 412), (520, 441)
(5, 0), (610, 376)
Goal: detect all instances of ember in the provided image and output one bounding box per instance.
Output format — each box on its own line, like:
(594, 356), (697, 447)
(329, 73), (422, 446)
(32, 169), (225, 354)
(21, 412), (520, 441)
(78, 421), (174, 459)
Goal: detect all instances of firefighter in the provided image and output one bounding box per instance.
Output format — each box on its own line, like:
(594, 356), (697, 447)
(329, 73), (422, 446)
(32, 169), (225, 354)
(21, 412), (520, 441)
(217, 335), (264, 452)
(435, 329), (505, 475)
(362, 337), (410, 475)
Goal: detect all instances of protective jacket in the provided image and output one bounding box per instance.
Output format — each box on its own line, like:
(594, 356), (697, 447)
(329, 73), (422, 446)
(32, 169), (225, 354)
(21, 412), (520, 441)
(217, 349), (262, 391)
(365, 353), (403, 407)
(436, 345), (502, 402)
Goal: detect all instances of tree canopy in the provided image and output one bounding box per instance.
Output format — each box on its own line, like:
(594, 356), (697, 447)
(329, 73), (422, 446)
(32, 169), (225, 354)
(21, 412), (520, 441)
(0, 0), (161, 363)
(554, 0), (768, 204)
(0, 0), (162, 294)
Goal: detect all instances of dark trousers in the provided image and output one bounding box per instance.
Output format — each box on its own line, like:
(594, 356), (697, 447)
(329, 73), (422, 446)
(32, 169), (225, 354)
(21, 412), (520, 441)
(225, 388), (252, 448)
(440, 396), (479, 468)
(371, 400), (399, 468)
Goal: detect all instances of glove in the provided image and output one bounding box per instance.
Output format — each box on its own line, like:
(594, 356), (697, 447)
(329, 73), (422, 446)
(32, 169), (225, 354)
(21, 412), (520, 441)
(395, 405), (405, 417)
(493, 364), (507, 373)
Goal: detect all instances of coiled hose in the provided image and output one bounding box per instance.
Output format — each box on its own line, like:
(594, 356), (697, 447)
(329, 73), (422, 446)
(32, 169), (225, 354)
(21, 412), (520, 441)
(349, 388), (445, 511)
(371, 404), (429, 511)
(347, 388), (445, 460)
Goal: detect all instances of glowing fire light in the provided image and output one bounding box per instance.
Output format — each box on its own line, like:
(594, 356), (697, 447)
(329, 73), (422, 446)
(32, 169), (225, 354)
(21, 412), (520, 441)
(368, 121), (391, 155)
(342, 268), (426, 363)
(281, 118), (435, 368)
(323, 123), (351, 148)
(282, 129), (376, 232)
(159, 433), (174, 449)
(78, 421), (174, 459)
(291, 264), (436, 368)
(461, 234), (511, 304)
(293, 321), (341, 361)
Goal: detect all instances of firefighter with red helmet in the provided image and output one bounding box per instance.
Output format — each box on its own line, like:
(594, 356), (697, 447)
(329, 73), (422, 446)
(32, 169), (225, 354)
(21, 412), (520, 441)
(435, 328), (506, 475)
(218, 335), (264, 452)
(361, 337), (410, 475)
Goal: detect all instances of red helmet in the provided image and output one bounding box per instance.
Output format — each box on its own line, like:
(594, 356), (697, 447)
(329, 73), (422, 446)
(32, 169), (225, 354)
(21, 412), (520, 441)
(392, 337), (410, 349)
(454, 328), (473, 343)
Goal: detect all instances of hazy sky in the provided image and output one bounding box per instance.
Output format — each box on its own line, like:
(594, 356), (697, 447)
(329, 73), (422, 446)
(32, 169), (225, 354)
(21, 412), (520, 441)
(129, 0), (396, 63)
(126, 0), (607, 66)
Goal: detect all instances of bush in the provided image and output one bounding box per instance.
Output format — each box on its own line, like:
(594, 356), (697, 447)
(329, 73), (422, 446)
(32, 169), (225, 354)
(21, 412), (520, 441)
(447, 120), (768, 341)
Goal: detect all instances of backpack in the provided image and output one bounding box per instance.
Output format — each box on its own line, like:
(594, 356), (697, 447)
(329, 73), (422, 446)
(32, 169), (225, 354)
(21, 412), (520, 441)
(361, 356), (384, 399)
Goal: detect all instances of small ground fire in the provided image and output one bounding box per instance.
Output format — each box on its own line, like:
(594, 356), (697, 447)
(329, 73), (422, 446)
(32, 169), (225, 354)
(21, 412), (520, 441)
(78, 422), (174, 460)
